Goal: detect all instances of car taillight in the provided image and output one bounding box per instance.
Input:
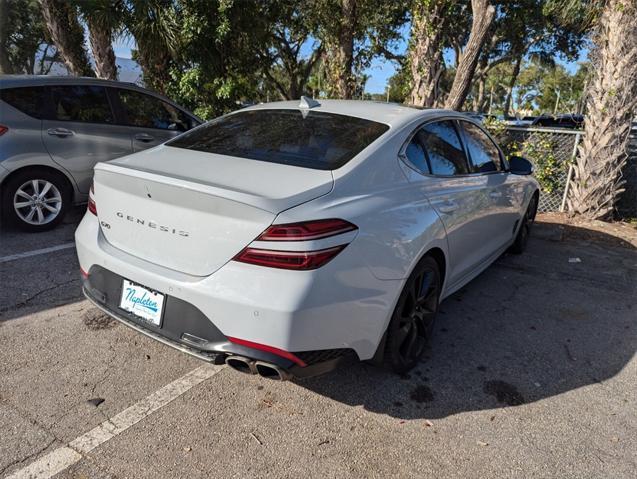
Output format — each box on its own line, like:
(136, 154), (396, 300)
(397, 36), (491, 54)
(88, 183), (97, 216)
(257, 219), (357, 241)
(233, 219), (357, 270)
(0, 125), (8, 136)
(234, 245), (346, 270)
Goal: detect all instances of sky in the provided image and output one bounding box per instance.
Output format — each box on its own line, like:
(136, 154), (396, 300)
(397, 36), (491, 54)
(112, 31), (588, 95)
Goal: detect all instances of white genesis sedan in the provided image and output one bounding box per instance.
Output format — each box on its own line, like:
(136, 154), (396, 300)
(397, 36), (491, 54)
(75, 98), (539, 380)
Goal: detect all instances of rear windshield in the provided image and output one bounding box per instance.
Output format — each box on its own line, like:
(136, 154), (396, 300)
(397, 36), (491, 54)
(166, 109), (389, 170)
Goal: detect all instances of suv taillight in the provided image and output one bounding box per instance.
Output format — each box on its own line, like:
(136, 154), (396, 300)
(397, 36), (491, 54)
(0, 125), (8, 136)
(233, 219), (357, 270)
(88, 183), (97, 215)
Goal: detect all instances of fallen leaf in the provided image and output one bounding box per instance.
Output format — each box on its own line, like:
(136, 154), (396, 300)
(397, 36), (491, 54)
(87, 398), (105, 407)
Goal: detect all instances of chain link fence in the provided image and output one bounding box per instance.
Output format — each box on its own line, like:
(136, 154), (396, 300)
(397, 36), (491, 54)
(502, 127), (581, 213)
(499, 126), (637, 217)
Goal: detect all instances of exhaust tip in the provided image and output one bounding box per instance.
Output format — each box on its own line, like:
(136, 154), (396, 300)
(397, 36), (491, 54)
(255, 361), (291, 381)
(225, 356), (256, 374)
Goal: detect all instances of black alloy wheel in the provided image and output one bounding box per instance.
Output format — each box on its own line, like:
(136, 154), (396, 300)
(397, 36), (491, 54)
(385, 256), (441, 374)
(510, 194), (538, 254)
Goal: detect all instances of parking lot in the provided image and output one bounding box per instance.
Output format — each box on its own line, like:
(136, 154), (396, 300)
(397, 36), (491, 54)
(1, 210), (635, 478)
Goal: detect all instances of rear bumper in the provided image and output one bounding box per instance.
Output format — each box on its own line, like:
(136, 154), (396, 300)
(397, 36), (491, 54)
(82, 266), (355, 379)
(75, 211), (401, 365)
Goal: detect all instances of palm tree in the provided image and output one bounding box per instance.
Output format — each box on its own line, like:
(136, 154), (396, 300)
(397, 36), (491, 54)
(75, 0), (125, 80)
(123, 0), (179, 93)
(557, 0), (637, 219)
(38, 0), (94, 76)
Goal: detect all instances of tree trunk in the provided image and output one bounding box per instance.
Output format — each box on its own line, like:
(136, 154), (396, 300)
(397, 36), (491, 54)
(0, 0), (13, 74)
(568, 0), (637, 220)
(87, 17), (117, 80)
(503, 54), (522, 117)
(407, 0), (451, 107)
(444, 0), (495, 111)
(324, 0), (356, 99)
(39, 0), (94, 77)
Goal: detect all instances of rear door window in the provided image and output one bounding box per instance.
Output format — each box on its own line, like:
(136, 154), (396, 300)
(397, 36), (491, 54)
(114, 88), (195, 131)
(167, 109), (389, 170)
(0, 86), (51, 119)
(49, 85), (114, 124)
(461, 121), (503, 173)
(420, 120), (469, 176)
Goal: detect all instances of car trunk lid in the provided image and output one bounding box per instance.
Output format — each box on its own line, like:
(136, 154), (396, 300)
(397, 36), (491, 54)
(93, 145), (333, 276)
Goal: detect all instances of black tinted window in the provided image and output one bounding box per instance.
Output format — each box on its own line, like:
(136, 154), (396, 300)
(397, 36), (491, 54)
(115, 89), (194, 131)
(1, 86), (51, 119)
(462, 122), (502, 173)
(167, 109), (389, 170)
(421, 121), (469, 176)
(50, 85), (113, 123)
(404, 134), (429, 174)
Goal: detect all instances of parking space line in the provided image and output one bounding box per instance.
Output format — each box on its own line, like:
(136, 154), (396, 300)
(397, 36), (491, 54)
(5, 364), (224, 479)
(0, 243), (76, 264)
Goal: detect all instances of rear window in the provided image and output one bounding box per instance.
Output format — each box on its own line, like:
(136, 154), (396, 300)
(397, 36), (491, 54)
(1, 86), (51, 119)
(166, 109), (389, 170)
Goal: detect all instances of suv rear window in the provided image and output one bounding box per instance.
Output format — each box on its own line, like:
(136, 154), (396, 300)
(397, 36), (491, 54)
(1, 86), (51, 119)
(167, 109), (389, 170)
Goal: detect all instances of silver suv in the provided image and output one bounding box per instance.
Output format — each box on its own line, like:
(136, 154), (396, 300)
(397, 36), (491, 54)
(0, 75), (201, 231)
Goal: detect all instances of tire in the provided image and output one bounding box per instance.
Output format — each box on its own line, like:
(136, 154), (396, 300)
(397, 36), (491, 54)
(509, 193), (538, 255)
(385, 255), (441, 374)
(1, 169), (71, 232)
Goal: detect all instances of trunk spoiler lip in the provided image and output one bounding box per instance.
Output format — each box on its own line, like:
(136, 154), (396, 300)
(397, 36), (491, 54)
(94, 161), (335, 215)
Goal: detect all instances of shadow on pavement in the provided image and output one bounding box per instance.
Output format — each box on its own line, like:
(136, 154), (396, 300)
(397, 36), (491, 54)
(296, 222), (637, 419)
(0, 207), (85, 321)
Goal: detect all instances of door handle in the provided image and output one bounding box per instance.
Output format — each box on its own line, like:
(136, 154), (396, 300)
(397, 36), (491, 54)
(134, 133), (155, 142)
(438, 200), (458, 214)
(47, 127), (74, 137)
(489, 191), (503, 199)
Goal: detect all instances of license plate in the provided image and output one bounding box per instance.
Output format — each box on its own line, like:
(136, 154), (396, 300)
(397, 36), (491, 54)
(119, 279), (165, 326)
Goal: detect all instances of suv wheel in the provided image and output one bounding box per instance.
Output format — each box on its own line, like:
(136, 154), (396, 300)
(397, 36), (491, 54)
(2, 169), (71, 232)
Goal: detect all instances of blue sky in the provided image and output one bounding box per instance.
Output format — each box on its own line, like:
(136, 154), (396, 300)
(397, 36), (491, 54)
(112, 32), (588, 95)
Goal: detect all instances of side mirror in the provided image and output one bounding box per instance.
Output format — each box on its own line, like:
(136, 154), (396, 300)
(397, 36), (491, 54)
(508, 156), (533, 175)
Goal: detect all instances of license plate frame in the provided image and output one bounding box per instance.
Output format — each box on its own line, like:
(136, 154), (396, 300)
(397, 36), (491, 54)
(119, 279), (165, 327)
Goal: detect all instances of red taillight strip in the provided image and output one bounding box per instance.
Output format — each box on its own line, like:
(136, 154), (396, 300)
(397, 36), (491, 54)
(227, 337), (307, 367)
(257, 219), (357, 241)
(0, 125), (8, 136)
(233, 245), (346, 270)
(88, 183), (97, 216)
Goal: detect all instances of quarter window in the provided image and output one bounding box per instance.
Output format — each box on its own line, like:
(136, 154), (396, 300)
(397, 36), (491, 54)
(0, 86), (51, 119)
(115, 89), (193, 131)
(404, 135), (429, 174)
(420, 121), (469, 176)
(462, 122), (502, 173)
(49, 85), (114, 123)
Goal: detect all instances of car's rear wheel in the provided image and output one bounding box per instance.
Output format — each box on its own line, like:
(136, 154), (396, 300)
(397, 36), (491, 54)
(385, 256), (441, 374)
(509, 193), (538, 254)
(2, 169), (71, 232)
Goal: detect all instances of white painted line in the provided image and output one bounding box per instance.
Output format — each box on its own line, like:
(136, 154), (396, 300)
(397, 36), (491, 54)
(5, 364), (224, 479)
(0, 243), (76, 264)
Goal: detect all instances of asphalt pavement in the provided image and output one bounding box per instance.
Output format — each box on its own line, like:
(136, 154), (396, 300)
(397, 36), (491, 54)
(0, 210), (635, 478)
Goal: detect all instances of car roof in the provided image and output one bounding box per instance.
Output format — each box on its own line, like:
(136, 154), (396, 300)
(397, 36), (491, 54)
(0, 74), (140, 90)
(244, 99), (467, 129)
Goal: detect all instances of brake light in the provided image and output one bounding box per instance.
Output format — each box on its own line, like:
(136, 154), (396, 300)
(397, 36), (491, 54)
(234, 245), (346, 270)
(257, 219), (357, 241)
(88, 183), (97, 215)
(0, 125), (8, 136)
